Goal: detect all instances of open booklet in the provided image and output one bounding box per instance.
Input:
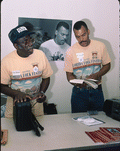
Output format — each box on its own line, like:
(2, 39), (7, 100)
(69, 79), (98, 89)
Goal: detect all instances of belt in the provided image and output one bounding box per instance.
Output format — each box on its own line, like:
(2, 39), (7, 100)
(76, 84), (102, 90)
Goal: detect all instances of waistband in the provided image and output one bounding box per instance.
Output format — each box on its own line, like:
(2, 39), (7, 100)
(75, 84), (102, 90)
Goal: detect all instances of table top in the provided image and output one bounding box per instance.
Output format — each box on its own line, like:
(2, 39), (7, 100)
(1, 112), (120, 151)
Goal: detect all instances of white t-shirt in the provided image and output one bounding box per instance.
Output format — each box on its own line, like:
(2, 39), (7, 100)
(40, 39), (70, 61)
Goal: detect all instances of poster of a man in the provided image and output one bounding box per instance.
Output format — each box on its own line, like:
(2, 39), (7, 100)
(40, 21), (71, 61)
(19, 18), (72, 61)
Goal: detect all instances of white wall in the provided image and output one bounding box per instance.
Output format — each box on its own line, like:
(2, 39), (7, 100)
(1, 0), (119, 113)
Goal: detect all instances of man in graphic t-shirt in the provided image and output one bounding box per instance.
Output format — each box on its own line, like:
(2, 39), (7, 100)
(1, 25), (53, 118)
(64, 20), (111, 113)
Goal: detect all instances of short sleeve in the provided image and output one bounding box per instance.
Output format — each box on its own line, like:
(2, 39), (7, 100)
(64, 48), (73, 73)
(41, 52), (53, 78)
(101, 44), (111, 65)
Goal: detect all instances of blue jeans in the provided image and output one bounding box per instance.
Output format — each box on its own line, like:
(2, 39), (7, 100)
(71, 85), (104, 113)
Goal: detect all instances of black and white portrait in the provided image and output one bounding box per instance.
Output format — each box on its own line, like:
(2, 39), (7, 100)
(19, 18), (72, 61)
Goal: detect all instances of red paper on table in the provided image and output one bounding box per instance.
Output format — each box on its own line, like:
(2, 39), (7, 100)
(85, 127), (120, 143)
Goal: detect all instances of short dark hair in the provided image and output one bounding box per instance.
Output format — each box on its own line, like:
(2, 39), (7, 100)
(73, 21), (88, 31)
(56, 21), (69, 30)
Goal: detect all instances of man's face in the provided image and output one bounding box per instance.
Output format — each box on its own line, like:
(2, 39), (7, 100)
(55, 26), (69, 45)
(32, 30), (43, 49)
(16, 35), (34, 57)
(74, 26), (90, 47)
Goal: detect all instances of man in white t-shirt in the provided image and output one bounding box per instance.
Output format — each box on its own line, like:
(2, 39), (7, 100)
(1, 25), (53, 117)
(40, 21), (70, 61)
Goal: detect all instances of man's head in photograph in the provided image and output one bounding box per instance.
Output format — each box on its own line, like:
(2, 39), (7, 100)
(54, 21), (69, 45)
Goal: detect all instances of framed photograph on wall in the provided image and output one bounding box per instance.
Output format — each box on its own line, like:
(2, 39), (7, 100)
(19, 17), (72, 62)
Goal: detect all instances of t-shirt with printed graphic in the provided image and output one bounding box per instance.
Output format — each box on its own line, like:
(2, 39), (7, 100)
(1, 49), (53, 117)
(64, 40), (111, 84)
(40, 39), (70, 61)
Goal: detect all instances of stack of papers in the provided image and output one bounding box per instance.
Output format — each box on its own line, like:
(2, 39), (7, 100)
(73, 116), (105, 126)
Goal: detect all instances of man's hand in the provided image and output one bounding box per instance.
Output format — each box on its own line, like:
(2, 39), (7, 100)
(87, 63), (111, 81)
(86, 73), (99, 81)
(36, 91), (46, 103)
(13, 92), (32, 105)
(1, 84), (32, 105)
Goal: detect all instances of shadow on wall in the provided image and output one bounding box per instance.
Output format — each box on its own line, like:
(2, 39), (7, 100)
(82, 18), (115, 99)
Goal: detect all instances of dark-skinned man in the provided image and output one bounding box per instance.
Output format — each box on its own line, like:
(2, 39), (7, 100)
(64, 20), (111, 113)
(1, 25), (53, 117)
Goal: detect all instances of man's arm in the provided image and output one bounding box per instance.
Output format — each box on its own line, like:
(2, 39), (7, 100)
(36, 77), (50, 103)
(66, 72), (76, 82)
(87, 62), (111, 80)
(66, 62), (111, 86)
(40, 77), (50, 93)
(0, 83), (31, 102)
(66, 72), (77, 86)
